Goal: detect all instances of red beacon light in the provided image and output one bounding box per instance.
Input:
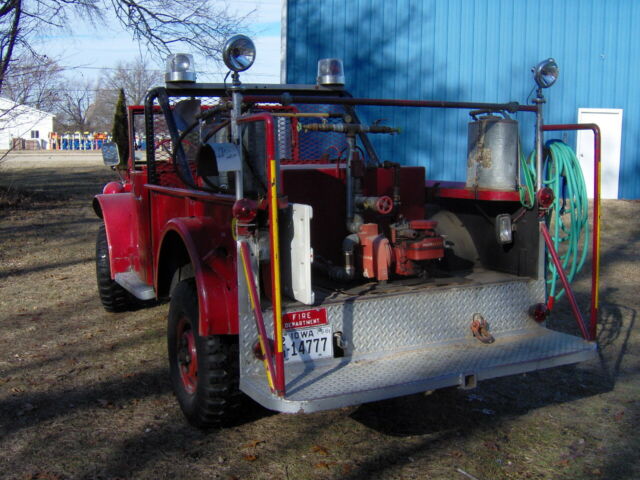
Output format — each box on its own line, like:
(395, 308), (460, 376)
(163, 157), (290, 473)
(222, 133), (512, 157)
(232, 198), (258, 223)
(530, 303), (550, 323)
(102, 181), (124, 195)
(536, 187), (555, 209)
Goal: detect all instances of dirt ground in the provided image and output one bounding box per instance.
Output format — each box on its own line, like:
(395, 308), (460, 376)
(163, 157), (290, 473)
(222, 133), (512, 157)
(0, 152), (638, 480)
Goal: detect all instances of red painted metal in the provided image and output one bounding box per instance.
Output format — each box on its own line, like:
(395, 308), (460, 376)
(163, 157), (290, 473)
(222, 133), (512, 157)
(177, 316), (197, 394)
(364, 167), (426, 220)
(145, 184), (235, 204)
(157, 217), (237, 336)
(409, 220), (438, 230)
(238, 113), (286, 396)
(425, 180), (521, 202)
(282, 168), (347, 265)
(404, 238), (444, 262)
(390, 221), (444, 276)
(283, 309), (328, 330)
(358, 223), (392, 281)
(542, 123), (602, 341)
(94, 192), (142, 276)
(540, 223), (590, 340)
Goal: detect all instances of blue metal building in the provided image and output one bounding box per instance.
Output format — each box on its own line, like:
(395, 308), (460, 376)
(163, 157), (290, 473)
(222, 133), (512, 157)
(284, 0), (640, 199)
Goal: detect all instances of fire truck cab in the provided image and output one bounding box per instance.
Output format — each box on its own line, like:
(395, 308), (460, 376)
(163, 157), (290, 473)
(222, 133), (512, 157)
(94, 36), (597, 428)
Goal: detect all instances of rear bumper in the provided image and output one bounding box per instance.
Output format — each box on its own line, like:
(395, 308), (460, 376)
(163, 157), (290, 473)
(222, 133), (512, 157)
(239, 275), (595, 413)
(241, 327), (596, 413)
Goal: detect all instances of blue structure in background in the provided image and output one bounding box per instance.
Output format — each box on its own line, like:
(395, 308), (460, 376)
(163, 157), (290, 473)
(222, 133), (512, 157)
(285, 0), (640, 198)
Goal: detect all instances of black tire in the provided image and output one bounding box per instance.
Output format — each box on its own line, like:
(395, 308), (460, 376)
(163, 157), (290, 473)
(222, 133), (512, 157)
(96, 224), (135, 312)
(168, 279), (241, 429)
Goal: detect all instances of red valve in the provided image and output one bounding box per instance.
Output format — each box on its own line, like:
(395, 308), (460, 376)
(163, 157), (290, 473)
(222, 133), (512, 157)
(376, 195), (394, 215)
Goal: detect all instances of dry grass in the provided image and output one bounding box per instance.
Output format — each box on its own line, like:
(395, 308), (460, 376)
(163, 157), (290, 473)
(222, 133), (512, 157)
(0, 153), (638, 480)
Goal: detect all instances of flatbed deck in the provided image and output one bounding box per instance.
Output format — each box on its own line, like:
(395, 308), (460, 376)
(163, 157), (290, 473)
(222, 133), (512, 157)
(239, 272), (596, 413)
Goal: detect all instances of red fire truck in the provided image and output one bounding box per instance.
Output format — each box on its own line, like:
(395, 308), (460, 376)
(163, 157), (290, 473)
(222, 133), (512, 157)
(95, 36), (601, 428)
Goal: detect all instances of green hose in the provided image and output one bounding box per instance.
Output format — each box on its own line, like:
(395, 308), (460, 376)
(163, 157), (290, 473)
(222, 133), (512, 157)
(519, 148), (536, 209)
(543, 140), (589, 302)
(518, 140), (589, 303)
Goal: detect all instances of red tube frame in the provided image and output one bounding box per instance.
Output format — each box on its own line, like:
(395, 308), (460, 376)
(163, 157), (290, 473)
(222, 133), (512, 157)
(540, 223), (590, 339)
(238, 113), (286, 395)
(239, 240), (277, 391)
(541, 123), (601, 341)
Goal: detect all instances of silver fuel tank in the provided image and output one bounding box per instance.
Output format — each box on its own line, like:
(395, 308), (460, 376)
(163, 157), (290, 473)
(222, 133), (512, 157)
(466, 114), (519, 191)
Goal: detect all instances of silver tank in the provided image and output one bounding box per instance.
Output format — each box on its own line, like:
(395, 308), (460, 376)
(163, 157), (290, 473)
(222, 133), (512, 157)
(466, 115), (519, 190)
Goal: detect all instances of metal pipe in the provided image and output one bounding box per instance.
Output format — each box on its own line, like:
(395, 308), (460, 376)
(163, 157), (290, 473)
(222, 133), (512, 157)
(230, 75), (244, 200)
(345, 134), (355, 230)
(540, 223), (589, 340)
(342, 234), (360, 279)
(243, 95), (537, 113)
(542, 123), (602, 341)
(533, 92), (544, 190)
(344, 105), (381, 165)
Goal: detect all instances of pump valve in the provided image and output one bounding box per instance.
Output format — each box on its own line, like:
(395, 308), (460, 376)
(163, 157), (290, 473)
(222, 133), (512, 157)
(356, 195), (394, 215)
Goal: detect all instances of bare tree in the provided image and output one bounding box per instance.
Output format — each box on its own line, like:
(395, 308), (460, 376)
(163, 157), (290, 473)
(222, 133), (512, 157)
(0, 0), (249, 93)
(107, 0), (248, 62)
(2, 55), (64, 111)
(0, 1), (98, 92)
(55, 79), (96, 131)
(85, 85), (118, 132)
(100, 55), (163, 105)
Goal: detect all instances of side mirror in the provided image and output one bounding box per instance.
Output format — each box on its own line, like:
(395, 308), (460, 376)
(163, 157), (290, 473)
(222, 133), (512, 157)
(102, 142), (120, 167)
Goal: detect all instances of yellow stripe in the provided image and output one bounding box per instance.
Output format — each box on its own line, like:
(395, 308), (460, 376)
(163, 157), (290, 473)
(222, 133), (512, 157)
(239, 244), (256, 310)
(269, 158), (284, 354)
(261, 349), (275, 390)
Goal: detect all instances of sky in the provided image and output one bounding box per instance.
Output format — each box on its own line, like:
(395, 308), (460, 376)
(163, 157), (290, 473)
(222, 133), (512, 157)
(41, 0), (282, 85)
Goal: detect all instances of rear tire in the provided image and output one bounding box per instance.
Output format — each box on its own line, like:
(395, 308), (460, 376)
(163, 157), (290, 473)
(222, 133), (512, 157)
(96, 224), (135, 312)
(168, 279), (241, 429)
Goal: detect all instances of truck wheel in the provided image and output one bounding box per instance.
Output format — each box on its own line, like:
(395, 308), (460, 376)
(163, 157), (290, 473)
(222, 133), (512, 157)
(96, 224), (134, 312)
(168, 280), (241, 429)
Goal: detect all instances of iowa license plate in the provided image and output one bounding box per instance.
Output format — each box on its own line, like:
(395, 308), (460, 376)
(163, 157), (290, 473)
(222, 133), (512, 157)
(282, 309), (333, 363)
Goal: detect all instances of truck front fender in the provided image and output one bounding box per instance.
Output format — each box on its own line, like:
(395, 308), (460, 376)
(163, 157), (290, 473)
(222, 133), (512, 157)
(94, 192), (140, 277)
(157, 217), (237, 336)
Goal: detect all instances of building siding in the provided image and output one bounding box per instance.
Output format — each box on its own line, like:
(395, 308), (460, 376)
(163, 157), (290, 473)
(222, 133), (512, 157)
(0, 98), (55, 150)
(286, 0), (640, 198)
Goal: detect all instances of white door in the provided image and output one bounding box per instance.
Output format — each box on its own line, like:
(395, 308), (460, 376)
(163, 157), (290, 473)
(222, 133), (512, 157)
(576, 108), (623, 199)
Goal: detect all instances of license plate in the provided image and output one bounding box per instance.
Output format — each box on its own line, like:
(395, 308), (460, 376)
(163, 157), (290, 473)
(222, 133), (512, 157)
(283, 325), (333, 363)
